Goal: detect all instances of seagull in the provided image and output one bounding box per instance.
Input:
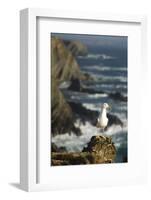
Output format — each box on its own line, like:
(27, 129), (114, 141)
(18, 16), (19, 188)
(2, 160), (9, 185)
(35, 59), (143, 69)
(96, 103), (111, 132)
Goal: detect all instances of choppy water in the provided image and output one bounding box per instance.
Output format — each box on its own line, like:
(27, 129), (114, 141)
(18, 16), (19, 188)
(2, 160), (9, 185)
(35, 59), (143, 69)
(52, 40), (128, 163)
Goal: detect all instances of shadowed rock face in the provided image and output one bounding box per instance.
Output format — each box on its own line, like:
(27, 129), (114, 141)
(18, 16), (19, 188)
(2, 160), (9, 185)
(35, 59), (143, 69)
(51, 77), (76, 135)
(51, 37), (88, 135)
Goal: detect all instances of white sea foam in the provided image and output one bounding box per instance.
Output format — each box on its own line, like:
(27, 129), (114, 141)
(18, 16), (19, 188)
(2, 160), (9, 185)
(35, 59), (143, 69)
(83, 103), (98, 111)
(87, 93), (108, 98)
(78, 53), (115, 60)
(68, 92), (108, 102)
(98, 75), (127, 82)
(94, 83), (127, 89)
(82, 68), (127, 82)
(82, 65), (127, 72)
(59, 81), (71, 89)
(52, 120), (127, 152)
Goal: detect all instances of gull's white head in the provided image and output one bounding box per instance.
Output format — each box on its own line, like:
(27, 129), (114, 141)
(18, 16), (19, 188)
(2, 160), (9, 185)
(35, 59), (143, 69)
(101, 103), (111, 110)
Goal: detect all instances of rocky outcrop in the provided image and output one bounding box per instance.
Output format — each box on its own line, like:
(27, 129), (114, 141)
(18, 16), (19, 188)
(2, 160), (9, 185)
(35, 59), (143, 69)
(51, 135), (116, 166)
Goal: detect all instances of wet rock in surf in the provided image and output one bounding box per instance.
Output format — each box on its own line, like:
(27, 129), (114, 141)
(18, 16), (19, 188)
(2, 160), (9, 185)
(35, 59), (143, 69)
(51, 135), (116, 166)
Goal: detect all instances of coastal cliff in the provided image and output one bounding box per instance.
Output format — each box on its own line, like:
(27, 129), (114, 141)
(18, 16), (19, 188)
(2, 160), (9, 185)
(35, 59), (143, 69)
(51, 37), (88, 135)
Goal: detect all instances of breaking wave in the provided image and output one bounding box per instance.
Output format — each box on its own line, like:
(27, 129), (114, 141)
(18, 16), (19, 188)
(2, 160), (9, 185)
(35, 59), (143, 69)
(78, 53), (115, 60)
(52, 121), (127, 152)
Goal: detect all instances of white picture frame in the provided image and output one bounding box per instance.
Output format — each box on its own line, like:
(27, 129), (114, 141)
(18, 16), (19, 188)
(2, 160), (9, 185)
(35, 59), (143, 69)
(20, 8), (147, 192)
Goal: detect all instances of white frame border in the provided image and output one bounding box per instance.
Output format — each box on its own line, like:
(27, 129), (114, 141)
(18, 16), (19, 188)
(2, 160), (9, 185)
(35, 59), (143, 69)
(20, 8), (147, 192)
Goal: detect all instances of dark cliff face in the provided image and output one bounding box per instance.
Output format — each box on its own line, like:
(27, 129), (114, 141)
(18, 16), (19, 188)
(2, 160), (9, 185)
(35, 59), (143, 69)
(51, 37), (88, 136)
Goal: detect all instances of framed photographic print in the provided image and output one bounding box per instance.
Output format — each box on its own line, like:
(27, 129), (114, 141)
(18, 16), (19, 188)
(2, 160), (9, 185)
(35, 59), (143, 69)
(20, 8), (147, 191)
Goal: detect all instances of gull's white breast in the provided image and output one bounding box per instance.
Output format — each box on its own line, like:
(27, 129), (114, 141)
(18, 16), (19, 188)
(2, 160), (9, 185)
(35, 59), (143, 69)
(98, 116), (108, 128)
(97, 108), (108, 128)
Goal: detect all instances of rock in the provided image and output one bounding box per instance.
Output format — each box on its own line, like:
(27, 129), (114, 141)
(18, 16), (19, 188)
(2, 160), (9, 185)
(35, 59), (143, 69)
(51, 143), (67, 152)
(63, 40), (88, 56)
(109, 92), (127, 102)
(82, 72), (93, 81)
(52, 77), (73, 135)
(82, 135), (116, 163)
(106, 113), (123, 128)
(51, 135), (116, 166)
(51, 37), (86, 83)
(51, 143), (59, 152)
(68, 79), (96, 93)
(68, 78), (82, 91)
(68, 101), (98, 125)
(51, 36), (88, 135)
